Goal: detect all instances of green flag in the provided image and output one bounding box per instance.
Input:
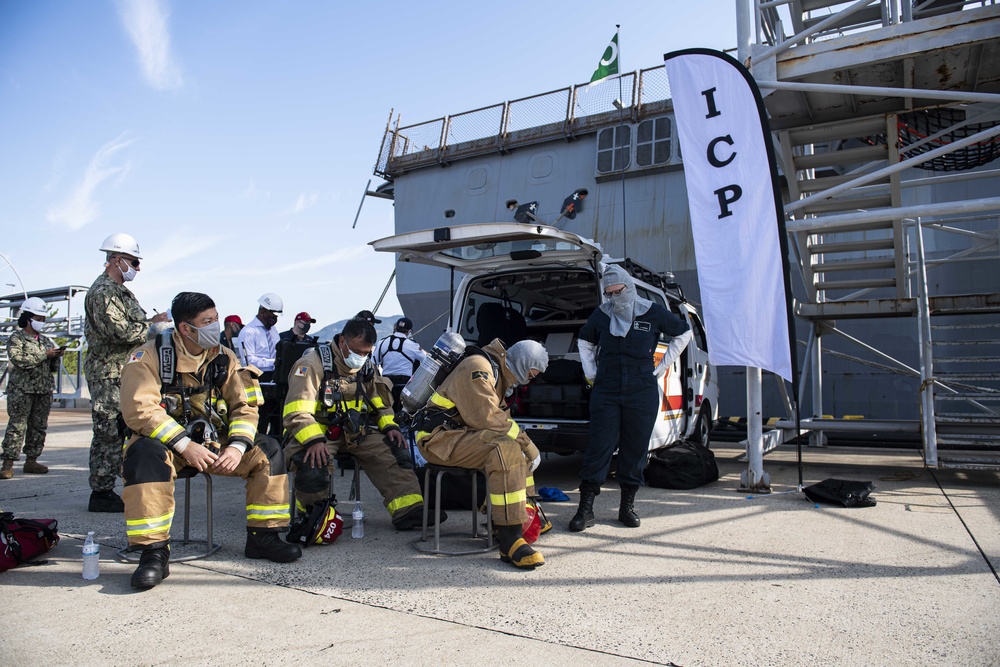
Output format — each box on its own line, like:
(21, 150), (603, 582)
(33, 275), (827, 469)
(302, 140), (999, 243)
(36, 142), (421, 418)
(590, 33), (619, 83)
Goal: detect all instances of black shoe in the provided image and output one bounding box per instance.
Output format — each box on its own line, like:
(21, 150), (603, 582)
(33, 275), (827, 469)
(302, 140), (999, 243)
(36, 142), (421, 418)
(246, 529), (302, 563)
(568, 482), (599, 532)
(130, 546), (170, 589)
(89, 490), (125, 513)
(618, 484), (641, 528)
(392, 504), (447, 531)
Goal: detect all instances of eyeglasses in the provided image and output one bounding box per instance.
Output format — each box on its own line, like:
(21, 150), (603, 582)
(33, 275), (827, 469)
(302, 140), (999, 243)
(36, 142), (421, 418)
(604, 286), (627, 297)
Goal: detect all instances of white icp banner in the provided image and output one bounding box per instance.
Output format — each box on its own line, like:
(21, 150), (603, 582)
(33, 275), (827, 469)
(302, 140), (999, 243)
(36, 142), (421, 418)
(664, 49), (794, 383)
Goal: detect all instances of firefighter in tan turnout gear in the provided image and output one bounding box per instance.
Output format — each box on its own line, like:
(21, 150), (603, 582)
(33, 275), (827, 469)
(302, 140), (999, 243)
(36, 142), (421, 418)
(121, 292), (300, 589)
(282, 318), (432, 530)
(415, 339), (549, 570)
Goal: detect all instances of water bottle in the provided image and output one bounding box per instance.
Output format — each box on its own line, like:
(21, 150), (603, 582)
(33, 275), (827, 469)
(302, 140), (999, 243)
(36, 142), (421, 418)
(82, 531), (100, 580)
(351, 500), (364, 539)
(400, 331), (467, 414)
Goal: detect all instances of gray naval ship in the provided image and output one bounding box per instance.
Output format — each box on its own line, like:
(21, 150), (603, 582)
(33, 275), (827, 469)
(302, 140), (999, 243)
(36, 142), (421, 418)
(366, 1), (1000, 471)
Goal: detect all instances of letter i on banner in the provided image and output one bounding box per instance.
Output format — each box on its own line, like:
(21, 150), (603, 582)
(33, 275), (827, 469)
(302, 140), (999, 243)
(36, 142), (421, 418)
(663, 49), (796, 384)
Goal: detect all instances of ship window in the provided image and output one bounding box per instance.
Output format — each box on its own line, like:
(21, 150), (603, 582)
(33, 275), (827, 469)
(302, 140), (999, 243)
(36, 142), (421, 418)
(636, 116), (672, 167)
(597, 126), (631, 173)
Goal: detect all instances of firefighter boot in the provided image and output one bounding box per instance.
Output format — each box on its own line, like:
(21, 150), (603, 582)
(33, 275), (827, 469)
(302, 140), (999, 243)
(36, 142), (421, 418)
(568, 481), (599, 532)
(618, 484), (641, 528)
(130, 545), (170, 589)
(245, 528), (303, 563)
(497, 524), (544, 570)
(392, 504), (447, 531)
(0, 459), (13, 480)
(23, 457), (48, 474)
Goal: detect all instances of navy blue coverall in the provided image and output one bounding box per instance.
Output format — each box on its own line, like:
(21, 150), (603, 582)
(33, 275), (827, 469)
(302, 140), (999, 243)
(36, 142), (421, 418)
(578, 303), (690, 487)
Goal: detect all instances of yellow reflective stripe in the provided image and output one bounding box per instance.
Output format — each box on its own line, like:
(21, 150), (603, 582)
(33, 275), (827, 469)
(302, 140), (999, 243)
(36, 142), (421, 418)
(416, 431), (431, 441)
(228, 420), (256, 438)
(284, 400), (319, 417)
(150, 419), (184, 444)
(247, 503), (291, 521)
(429, 392), (455, 409)
(371, 396), (387, 409)
(294, 423), (326, 444)
(245, 386), (263, 403)
(506, 420), (520, 439)
(377, 415), (396, 430)
(387, 493), (423, 514)
(125, 511), (174, 536)
(526, 475), (534, 487)
(295, 498), (308, 512)
(346, 399), (366, 410)
(489, 489), (527, 507)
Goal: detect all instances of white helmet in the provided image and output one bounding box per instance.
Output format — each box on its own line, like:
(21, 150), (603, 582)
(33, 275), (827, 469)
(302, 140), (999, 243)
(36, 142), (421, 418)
(257, 293), (284, 313)
(20, 297), (48, 317)
(99, 233), (142, 259)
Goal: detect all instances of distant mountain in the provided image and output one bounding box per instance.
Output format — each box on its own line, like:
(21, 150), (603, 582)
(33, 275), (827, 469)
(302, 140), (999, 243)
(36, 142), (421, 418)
(312, 314), (402, 343)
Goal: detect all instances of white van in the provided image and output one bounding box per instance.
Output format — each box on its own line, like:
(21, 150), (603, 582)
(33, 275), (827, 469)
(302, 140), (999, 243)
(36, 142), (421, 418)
(370, 223), (718, 455)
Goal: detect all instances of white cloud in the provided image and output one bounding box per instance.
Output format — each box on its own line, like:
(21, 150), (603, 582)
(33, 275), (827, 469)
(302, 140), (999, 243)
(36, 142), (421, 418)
(144, 232), (226, 271)
(215, 245), (369, 277)
(283, 191), (320, 215)
(46, 134), (135, 230)
(244, 179), (271, 203)
(116, 0), (183, 91)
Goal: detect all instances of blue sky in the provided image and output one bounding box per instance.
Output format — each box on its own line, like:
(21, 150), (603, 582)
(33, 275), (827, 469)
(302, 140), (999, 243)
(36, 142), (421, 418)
(0, 0), (737, 330)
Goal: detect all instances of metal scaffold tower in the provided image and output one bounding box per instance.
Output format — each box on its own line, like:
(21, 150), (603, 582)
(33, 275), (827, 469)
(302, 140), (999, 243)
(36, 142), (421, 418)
(741, 0), (1000, 469)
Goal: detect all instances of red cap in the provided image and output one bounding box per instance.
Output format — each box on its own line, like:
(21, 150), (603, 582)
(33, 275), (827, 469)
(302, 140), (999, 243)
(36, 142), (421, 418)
(224, 315), (243, 325)
(295, 311), (316, 323)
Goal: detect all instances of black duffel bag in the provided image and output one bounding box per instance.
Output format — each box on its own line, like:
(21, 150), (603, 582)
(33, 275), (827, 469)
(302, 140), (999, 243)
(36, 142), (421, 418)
(645, 439), (719, 490)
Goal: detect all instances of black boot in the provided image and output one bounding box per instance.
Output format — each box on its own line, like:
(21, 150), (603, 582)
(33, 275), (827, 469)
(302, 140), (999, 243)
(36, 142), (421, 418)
(88, 490), (125, 513)
(130, 545), (170, 589)
(392, 504), (447, 531)
(618, 484), (640, 528)
(568, 481), (599, 532)
(245, 528), (302, 562)
(497, 525), (544, 570)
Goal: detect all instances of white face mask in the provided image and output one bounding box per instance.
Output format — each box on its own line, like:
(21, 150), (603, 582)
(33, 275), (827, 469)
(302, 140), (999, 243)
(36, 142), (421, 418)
(344, 350), (368, 370)
(30, 319), (45, 332)
(119, 258), (137, 282)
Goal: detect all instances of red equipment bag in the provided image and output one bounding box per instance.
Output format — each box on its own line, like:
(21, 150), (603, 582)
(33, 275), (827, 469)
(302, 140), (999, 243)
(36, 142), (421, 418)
(0, 511), (59, 572)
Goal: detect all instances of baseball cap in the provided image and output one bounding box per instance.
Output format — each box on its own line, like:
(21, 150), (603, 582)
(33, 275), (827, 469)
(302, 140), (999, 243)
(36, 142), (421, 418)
(295, 311), (316, 323)
(395, 317), (413, 332)
(224, 315), (243, 326)
(356, 310), (381, 324)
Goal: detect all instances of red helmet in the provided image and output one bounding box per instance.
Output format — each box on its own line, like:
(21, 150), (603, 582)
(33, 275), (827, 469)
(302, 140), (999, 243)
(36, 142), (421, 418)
(311, 505), (344, 545)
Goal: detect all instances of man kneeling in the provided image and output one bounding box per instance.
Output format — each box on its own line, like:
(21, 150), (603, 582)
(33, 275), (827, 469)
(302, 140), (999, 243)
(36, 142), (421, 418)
(415, 338), (548, 570)
(121, 292), (300, 589)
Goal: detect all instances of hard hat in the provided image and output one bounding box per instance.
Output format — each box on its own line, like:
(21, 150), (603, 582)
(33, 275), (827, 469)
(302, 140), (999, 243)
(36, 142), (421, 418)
(20, 297), (48, 317)
(257, 293), (283, 313)
(99, 233), (142, 259)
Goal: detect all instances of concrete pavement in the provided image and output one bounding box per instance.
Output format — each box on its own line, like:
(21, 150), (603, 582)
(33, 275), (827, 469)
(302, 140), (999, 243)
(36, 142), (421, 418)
(1, 408), (998, 666)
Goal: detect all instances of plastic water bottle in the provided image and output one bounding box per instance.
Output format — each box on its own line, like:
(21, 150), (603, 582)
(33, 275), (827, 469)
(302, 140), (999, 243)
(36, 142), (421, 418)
(82, 531), (100, 580)
(352, 501), (364, 539)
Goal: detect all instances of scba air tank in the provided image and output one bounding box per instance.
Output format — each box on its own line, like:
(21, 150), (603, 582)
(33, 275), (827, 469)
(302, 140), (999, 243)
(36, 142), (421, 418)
(400, 331), (467, 415)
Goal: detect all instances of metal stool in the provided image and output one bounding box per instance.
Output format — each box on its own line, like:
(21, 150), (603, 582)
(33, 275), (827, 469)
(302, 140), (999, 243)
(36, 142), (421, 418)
(290, 452), (361, 521)
(118, 467), (221, 563)
(413, 464), (495, 556)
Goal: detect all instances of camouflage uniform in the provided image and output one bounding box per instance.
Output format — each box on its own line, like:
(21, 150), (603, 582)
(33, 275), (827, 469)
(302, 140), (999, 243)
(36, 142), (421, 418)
(2, 329), (56, 461)
(84, 273), (150, 492)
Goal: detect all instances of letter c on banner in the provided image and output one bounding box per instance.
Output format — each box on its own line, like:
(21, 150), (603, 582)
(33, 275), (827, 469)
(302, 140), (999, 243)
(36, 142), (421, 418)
(707, 135), (736, 168)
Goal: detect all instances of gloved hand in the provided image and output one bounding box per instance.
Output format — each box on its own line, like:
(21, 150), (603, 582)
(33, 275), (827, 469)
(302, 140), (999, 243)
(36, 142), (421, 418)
(529, 454), (541, 473)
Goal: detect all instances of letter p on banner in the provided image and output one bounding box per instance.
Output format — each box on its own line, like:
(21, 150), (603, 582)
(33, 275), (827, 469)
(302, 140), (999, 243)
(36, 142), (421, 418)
(664, 49), (795, 383)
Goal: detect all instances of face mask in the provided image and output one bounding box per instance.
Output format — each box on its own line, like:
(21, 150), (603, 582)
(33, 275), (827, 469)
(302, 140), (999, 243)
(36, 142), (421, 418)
(262, 313), (278, 329)
(610, 291), (632, 312)
(30, 319), (45, 332)
(344, 350), (368, 370)
(297, 322), (312, 334)
(119, 258), (137, 282)
(184, 321), (221, 351)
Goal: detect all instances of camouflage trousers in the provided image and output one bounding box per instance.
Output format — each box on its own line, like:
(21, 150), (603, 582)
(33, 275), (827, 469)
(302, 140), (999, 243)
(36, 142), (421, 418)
(89, 378), (124, 493)
(2, 388), (52, 460)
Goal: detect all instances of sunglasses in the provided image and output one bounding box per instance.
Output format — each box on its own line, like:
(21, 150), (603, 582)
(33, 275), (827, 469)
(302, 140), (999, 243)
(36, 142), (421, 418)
(118, 256), (140, 268)
(604, 285), (627, 297)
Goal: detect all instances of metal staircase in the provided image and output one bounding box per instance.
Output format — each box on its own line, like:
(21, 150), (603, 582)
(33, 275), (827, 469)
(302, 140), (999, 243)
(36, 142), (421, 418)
(744, 0), (1000, 469)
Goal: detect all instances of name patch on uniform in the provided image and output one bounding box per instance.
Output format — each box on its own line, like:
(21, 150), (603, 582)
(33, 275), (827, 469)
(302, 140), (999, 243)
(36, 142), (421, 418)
(633, 321), (651, 332)
(295, 365), (309, 377)
(128, 351), (145, 363)
(471, 370), (490, 382)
